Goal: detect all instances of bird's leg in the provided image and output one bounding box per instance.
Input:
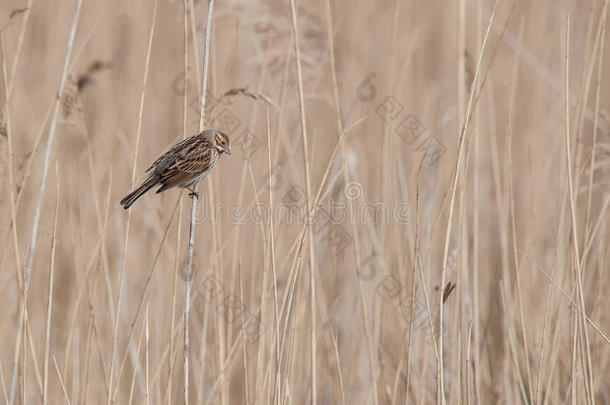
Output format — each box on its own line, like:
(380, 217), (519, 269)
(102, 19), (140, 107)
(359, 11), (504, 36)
(187, 186), (199, 199)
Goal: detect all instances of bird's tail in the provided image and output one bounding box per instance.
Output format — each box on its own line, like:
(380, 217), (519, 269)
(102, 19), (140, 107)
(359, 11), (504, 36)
(120, 177), (158, 209)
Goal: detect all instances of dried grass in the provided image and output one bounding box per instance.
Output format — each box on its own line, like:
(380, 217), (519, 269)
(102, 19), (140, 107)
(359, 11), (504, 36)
(0, 0), (609, 404)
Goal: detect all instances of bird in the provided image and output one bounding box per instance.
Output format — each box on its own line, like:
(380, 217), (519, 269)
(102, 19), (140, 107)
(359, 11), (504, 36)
(120, 128), (231, 209)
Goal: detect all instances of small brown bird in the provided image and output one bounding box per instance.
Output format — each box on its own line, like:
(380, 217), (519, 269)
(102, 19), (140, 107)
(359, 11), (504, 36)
(120, 128), (231, 209)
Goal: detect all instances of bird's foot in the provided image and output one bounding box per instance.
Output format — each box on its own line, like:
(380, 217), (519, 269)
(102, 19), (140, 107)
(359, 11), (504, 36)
(187, 187), (199, 199)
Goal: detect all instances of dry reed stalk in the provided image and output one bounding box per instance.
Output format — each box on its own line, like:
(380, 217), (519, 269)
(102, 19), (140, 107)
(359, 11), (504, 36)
(472, 1), (483, 401)
(327, 320), (346, 405)
(566, 20), (580, 405)
(0, 0), (40, 295)
(0, 11), (107, 277)
(276, 131), (358, 404)
(585, 3), (608, 233)
(127, 314), (147, 405)
(580, 10), (610, 278)
(226, 69), (267, 405)
(456, 4), (468, 400)
(238, 264), (251, 405)
(4, 0), (32, 98)
(108, 198), (180, 405)
(564, 16), (596, 405)
(570, 292), (578, 405)
(246, 155), (272, 404)
(188, 0), (202, 92)
(472, 5), (516, 109)
(62, 213), (112, 377)
(166, 0), (191, 403)
(264, 118), (354, 402)
(23, 311), (43, 394)
(0, 102), (48, 272)
(20, 0), (81, 288)
(403, 160), (426, 402)
(61, 77), (115, 377)
(52, 356), (71, 405)
(42, 165), (60, 405)
(226, 64), (270, 405)
(0, 362), (8, 405)
(323, 1), (379, 402)
(184, 1), (215, 404)
(498, 283), (527, 402)
(145, 305), (150, 405)
(381, 0), (401, 275)
(7, 1), (83, 403)
(535, 223), (566, 405)
(505, 19), (535, 403)
(517, 246), (610, 344)
(165, 255), (180, 404)
(378, 1), (402, 398)
(287, 1), (317, 404)
(437, 3), (498, 403)
(455, 123), (470, 404)
(581, 195), (610, 262)
(535, 13), (599, 402)
(265, 106), (282, 405)
(107, 1), (158, 403)
(507, 110), (534, 402)
(573, 2), (608, 201)
(0, 18), (23, 333)
(81, 172), (113, 405)
(270, 42), (294, 164)
(201, 328), (250, 405)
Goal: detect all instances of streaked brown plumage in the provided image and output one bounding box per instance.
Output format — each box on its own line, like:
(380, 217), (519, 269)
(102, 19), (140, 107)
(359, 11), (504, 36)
(120, 128), (231, 209)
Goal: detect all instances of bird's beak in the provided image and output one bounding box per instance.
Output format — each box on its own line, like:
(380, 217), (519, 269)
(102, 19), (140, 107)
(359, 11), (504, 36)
(226, 147), (232, 155)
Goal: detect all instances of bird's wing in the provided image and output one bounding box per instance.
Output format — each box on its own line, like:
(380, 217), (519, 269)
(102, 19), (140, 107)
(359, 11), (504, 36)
(145, 136), (192, 172)
(157, 146), (216, 190)
(176, 147), (215, 173)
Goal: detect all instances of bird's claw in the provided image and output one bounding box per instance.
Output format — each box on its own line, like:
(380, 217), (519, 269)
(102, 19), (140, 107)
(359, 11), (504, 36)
(187, 187), (199, 199)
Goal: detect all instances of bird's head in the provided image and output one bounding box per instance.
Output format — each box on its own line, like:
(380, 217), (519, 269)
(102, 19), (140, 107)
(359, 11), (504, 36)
(208, 129), (231, 155)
